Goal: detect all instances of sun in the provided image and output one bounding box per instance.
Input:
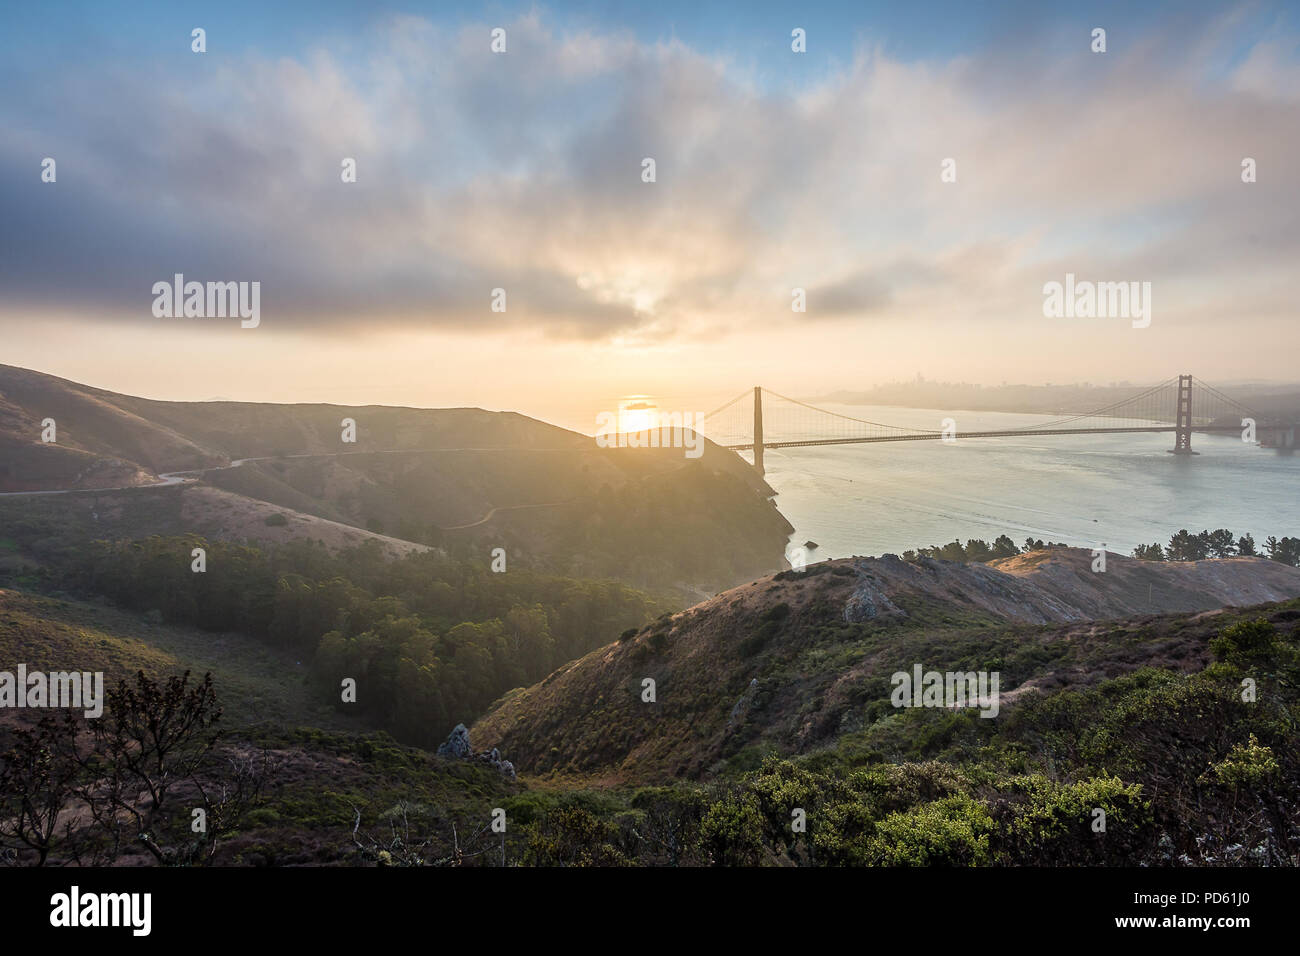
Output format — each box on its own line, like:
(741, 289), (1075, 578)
(618, 398), (659, 434)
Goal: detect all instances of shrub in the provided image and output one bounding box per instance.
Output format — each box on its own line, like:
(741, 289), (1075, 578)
(761, 602), (791, 623)
(700, 794), (765, 866)
(864, 794), (992, 866)
(1210, 617), (1277, 663)
(993, 774), (1151, 865)
(1202, 734), (1279, 789)
(522, 807), (632, 867)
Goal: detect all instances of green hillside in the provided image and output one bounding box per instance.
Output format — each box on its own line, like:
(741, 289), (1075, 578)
(0, 364), (792, 598)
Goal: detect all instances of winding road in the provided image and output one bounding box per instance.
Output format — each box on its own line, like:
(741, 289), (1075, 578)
(0, 447), (575, 530)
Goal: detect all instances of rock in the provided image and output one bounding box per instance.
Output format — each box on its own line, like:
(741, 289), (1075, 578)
(436, 723), (472, 759)
(726, 678), (760, 732)
(729, 678), (758, 717)
(437, 723), (516, 780)
(843, 565), (905, 622)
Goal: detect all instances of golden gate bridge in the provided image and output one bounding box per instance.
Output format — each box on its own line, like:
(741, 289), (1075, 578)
(698, 374), (1292, 476)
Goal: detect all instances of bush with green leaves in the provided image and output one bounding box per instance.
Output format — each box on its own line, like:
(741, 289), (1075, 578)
(990, 774), (1151, 865)
(1201, 734), (1280, 790)
(522, 807), (632, 867)
(863, 794), (993, 866)
(1210, 617), (1279, 664)
(699, 792), (765, 866)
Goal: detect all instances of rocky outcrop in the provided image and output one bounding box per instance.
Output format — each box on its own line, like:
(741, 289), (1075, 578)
(726, 677), (760, 731)
(437, 723), (516, 780)
(437, 723), (473, 759)
(836, 550), (1300, 625)
(843, 561), (906, 622)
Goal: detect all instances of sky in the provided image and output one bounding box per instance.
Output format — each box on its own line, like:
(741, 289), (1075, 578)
(1, 0), (1298, 431)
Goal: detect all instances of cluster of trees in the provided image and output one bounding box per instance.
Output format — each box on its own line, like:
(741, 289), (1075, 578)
(1133, 529), (1300, 565)
(901, 536), (1067, 564)
(60, 537), (668, 746)
(0, 671), (268, 866)
(899, 528), (1300, 567)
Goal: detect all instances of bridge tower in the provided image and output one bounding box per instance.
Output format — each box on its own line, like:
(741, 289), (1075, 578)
(1171, 373), (1195, 455)
(753, 386), (765, 476)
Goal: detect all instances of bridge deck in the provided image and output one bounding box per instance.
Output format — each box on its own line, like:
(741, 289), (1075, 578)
(724, 425), (1243, 450)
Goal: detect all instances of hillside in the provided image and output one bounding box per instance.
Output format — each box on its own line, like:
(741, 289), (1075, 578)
(0, 364), (792, 596)
(3, 550), (1296, 867)
(472, 548), (1300, 781)
(0, 484), (431, 572)
(0, 588), (357, 735)
(0, 587), (522, 866)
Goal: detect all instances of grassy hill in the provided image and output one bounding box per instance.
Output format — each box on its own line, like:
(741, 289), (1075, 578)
(0, 364), (792, 597)
(3, 547), (1297, 866)
(0, 587), (351, 734)
(0, 586), (524, 866)
(472, 549), (1300, 782)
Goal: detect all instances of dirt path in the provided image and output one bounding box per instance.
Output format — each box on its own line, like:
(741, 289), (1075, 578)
(440, 500), (571, 530)
(0, 445), (579, 497)
(2, 450), (574, 533)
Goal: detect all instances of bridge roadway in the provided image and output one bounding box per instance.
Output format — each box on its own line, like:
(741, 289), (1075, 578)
(724, 424), (1244, 451)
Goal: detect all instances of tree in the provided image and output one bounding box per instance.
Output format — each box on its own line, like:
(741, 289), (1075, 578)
(699, 794), (765, 866)
(1270, 537), (1300, 567)
(2, 672), (266, 866)
(1237, 533), (1257, 556)
(90, 670), (222, 849)
(1167, 529), (1207, 561)
(627, 787), (708, 866)
(0, 713), (84, 865)
(175, 749), (275, 866)
(1205, 529), (1237, 558)
(1196, 530), (1213, 558)
(991, 535), (1020, 559)
(938, 540), (967, 562)
(1132, 543), (1165, 561)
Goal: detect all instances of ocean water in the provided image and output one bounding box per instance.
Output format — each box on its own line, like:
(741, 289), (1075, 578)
(747, 404), (1300, 562)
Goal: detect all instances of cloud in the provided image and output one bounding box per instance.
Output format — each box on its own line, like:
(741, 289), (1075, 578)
(1, 7), (1298, 344)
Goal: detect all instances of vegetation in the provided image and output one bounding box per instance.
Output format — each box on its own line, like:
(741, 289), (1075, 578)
(3, 480), (1298, 865)
(895, 527), (1298, 566)
(901, 535), (1065, 563)
(3, 581), (1298, 865)
(474, 610), (1298, 866)
(0, 670), (270, 866)
(1134, 528), (1299, 565)
(48, 535), (670, 747)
